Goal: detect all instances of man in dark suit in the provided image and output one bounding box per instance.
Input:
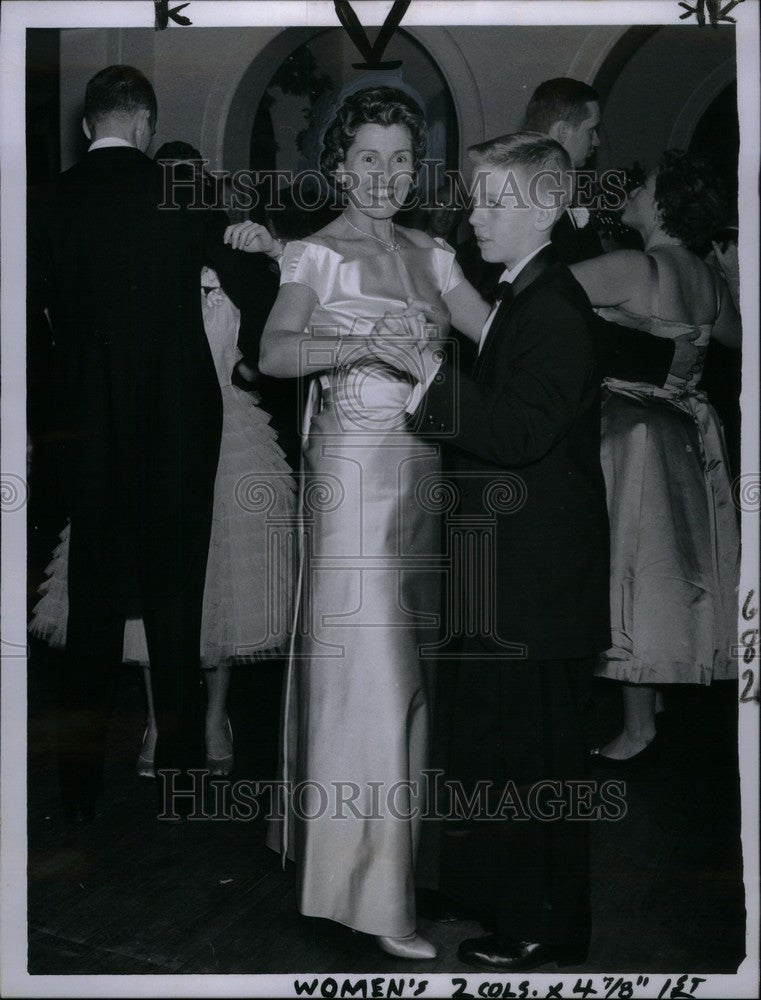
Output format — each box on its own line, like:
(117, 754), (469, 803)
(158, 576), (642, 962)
(385, 133), (611, 969)
(522, 76), (604, 264)
(28, 66), (232, 820)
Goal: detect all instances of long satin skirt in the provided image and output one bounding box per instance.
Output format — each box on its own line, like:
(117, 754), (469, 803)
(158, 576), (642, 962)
(267, 370), (442, 936)
(597, 382), (739, 684)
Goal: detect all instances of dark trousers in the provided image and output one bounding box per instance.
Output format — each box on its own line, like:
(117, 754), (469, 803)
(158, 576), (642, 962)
(58, 520), (207, 811)
(440, 645), (594, 955)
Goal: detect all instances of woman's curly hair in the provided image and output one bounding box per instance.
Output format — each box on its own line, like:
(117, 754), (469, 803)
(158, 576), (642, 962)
(654, 149), (728, 252)
(318, 86), (427, 177)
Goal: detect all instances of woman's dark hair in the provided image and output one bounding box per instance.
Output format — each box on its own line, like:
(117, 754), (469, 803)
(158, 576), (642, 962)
(154, 141), (218, 206)
(154, 140), (200, 162)
(654, 149), (728, 252)
(318, 86), (427, 177)
(621, 161), (647, 195)
(84, 65), (157, 130)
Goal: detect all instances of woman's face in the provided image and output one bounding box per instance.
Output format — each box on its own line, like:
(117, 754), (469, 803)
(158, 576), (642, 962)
(337, 122), (415, 218)
(621, 171), (658, 230)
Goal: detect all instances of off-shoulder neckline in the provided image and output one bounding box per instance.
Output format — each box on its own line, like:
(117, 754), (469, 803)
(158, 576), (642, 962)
(286, 234), (454, 262)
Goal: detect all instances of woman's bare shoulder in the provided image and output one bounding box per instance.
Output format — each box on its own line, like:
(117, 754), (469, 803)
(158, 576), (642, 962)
(298, 216), (348, 249)
(290, 227), (345, 258)
(395, 225), (440, 249)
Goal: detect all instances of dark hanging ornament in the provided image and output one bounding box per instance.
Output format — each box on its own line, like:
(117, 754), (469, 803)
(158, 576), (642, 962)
(677, 0), (745, 27)
(333, 1), (411, 69)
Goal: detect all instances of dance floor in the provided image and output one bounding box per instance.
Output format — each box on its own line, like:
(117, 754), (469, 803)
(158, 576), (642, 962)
(25, 639), (745, 977)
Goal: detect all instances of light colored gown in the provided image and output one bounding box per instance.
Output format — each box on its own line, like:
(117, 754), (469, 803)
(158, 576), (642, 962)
(267, 236), (463, 937)
(29, 270), (296, 667)
(596, 252), (739, 685)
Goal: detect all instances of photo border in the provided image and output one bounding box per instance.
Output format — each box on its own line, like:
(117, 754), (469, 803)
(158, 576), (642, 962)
(2, 2), (758, 996)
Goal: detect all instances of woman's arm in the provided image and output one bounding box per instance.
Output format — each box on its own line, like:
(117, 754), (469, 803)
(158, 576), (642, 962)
(259, 282), (381, 378)
(570, 250), (650, 308)
(442, 279), (491, 342)
(258, 282), (324, 378)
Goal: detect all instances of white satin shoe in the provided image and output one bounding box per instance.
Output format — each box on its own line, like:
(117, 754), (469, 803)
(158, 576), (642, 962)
(136, 726), (156, 779)
(376, 932), (437, 960)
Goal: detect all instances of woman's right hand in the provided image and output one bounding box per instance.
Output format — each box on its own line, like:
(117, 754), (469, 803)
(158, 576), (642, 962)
(223, 221), (283, 260)
(667, 329), (706, 386)
(369, 298), (445, 341)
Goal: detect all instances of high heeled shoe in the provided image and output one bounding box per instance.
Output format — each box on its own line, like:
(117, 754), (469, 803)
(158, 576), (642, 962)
(590, 733), (660, 768)
(206, 718), (233, 777)
(136, 727), (156, 779)
(376, 932), (437, 960)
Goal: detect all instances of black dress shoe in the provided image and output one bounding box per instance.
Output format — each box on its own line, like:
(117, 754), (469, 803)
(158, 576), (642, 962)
(457, 933), (587, 971)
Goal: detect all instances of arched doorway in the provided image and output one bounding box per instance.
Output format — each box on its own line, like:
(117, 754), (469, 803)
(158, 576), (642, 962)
(249, 28), (458, 174)
(592, 24), (738, 188)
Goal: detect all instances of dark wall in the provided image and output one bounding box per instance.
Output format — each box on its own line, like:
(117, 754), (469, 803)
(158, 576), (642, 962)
(27, 29), (60, 185)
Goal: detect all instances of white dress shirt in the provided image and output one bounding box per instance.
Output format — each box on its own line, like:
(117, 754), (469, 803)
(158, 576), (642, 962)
(88, 137), (136, 151)
(477, 241), (551, 354)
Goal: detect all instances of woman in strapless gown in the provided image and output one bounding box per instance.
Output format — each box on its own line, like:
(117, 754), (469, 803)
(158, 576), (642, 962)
(570, 150), (741, 763)
(226, 86), (488, 959)
(29, 266), (296, 774)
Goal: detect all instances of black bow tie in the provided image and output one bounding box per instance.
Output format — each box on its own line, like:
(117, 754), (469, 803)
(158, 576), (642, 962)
(495, 280), (513, 303)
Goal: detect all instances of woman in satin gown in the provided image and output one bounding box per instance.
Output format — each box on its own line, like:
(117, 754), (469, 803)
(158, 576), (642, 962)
(570, 150), (741, 762)
(226, 86), (488, 958)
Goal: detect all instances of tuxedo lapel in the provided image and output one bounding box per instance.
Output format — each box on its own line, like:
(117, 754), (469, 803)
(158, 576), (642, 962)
(472, 293), (511, 380)
(472, 245), (558, 380)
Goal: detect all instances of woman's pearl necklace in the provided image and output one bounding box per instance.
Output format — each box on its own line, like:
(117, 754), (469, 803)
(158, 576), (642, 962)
(343, 214), (402, 252)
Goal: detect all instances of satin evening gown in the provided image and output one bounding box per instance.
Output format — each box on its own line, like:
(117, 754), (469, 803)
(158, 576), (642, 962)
(267, 236), (463, 937)
(595, 253), (739, 685)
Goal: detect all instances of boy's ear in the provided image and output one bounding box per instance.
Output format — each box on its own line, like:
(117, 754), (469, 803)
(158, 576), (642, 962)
(534, 204), (556, 234)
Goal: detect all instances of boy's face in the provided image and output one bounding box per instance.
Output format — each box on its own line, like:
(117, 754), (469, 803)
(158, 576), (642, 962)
(468, 164), (539, 268)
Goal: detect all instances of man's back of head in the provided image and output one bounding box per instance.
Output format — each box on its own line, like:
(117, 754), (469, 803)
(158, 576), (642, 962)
(83, 65), (157, 152)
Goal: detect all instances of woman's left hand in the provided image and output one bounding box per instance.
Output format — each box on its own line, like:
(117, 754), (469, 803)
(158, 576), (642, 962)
(372, 299), (446, 341)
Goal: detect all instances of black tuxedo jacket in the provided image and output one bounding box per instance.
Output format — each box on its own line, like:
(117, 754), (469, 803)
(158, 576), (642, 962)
(422, 247), (611, 660)
(29, 146), (230, 612)
(458, 215), (676, 386)
(552, 209), (604, 265)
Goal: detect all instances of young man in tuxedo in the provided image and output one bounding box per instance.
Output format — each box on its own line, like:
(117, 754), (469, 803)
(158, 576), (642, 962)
(458, 78), (600, 295)
(390, 133), (611, 969)
(458, 77), (687, 383)
(28, 66), (242, 820)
